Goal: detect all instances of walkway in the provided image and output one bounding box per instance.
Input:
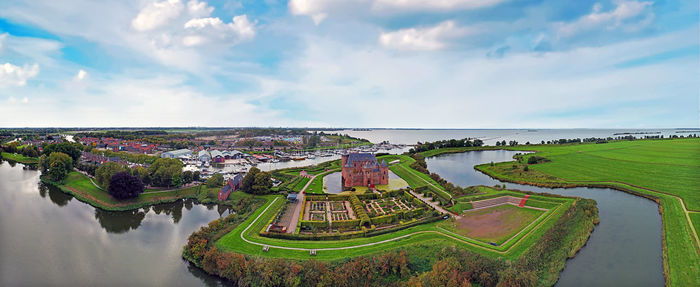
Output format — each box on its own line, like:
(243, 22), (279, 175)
(283, 174), (315, 233)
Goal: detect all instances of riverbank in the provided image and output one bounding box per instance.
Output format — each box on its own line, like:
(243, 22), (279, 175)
(41, 171), (223, 211)
(0, 152), (39, 164)
(425, 138), (699, 286)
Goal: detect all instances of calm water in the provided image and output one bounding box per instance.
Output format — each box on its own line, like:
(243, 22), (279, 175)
(331, 128), (683, 145)
(426, 151), (664, 286)
(0, 161), (230, 286)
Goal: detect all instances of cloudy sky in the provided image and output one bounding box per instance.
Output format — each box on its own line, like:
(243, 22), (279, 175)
(0, 0), (697, 128)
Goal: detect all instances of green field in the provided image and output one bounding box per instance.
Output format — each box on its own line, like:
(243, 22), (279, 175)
(214, 185), (575, 261)
(43, 171), (220, 211)
(378, 154), (453, 200)
(473, 138), (700, 286)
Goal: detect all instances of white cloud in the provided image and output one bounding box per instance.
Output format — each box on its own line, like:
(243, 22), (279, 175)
(7, 96), (29, 104)
(558, 0), (654, 38)
(131, 0), (184, 31)
(379, 21), (470, 51)
(289, 0), (505, 23)
(0, 62), (39, 87)
(182, 15), (256, 46)
(372, 0), (506, 11)
(75, 69), (88, 81)
(186, 0), (214, 17)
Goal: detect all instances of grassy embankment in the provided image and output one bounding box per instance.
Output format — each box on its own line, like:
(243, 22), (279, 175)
(41, 171), (222, 211)
(378, 154), (453, 200)
(466, 138), (700, 286)
(1, 152), (39, 164)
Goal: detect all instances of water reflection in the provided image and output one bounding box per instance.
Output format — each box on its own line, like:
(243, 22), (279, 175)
(42, 182), (73, 206)
(95, 208), (147, 233)
(0, 162), (231, 286)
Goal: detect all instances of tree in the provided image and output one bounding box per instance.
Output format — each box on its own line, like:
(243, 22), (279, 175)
(183, 170), (193, 184)
(46, 152), (73, 181)
(206, 173), (224, 188)
(241, 167), (260, 193)
(108, 171), (144, 200)
(132, 166), (151, 186)
(96, 162), (128, 189)
(42, 142), (82, 162)
(252, 172), (272, 194)
(193, 171), (201, 182)
(148, 158), (183, 187)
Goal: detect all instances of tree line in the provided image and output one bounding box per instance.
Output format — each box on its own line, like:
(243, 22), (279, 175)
(409, 138), (484, 154)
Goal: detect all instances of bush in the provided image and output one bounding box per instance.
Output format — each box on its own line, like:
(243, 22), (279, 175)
(527, 156), (550, 164)
(108, 171), (144, 200)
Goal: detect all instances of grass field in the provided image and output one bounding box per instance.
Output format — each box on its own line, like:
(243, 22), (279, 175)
(472, 138), (700, 286)
(215, 186), (574, 261)
(43, 171), (219, 211)
(1, 152), (39, 164)
(442, 204), (545, 244)
(378, 154), (453, 200)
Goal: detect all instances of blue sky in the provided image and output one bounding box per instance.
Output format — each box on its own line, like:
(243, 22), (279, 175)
(0, 0), (697, 128)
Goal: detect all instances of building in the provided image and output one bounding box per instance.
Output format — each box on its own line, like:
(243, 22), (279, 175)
(161, 149), (192, 159)
(198, 150), (211, 163)
(341, 153), (388, 188)
(218, 174), (243, 201)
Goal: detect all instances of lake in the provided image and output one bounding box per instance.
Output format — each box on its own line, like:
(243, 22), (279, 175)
(0, 161), (229, 286)
(425, 150), (664, 286)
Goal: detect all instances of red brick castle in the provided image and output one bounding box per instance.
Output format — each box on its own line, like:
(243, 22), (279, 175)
(341, 153), (389, 188)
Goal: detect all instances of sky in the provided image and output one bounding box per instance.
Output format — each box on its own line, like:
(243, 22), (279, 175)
(0, 0), (698, 128)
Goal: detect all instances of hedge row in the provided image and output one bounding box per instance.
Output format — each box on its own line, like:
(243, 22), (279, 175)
(331, 219), (361, 229)
(306, 194), (348, 201)
(349, 195), (371, 227)
(300, 220), (329, 230)
(261, 229), (365, 241)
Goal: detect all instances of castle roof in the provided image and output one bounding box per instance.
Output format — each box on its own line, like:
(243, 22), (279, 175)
(345, 152), (378, 167)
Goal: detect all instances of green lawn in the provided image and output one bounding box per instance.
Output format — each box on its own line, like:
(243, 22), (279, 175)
(379, 154), (453, 200)
(44, 171), (214, 211)
(1, 152), (39, 164)
(473, 138), (700, 286)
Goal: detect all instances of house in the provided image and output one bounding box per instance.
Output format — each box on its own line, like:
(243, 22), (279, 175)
(210, 150), (225, 163)
(161, 149), (192, 159)
(218, 174), (244, 201)
(341, 153), (389, 188)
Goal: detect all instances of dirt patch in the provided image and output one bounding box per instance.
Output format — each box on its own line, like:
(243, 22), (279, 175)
(455, 204), (543, 243)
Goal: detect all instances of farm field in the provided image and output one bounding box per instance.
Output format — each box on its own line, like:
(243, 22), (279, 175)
(473, 138), (700, 286)
(448, 204), (544, 244)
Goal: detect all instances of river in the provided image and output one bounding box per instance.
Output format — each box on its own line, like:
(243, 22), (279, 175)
(0, 161), (229, 286)
(425, 150), (664, 286)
